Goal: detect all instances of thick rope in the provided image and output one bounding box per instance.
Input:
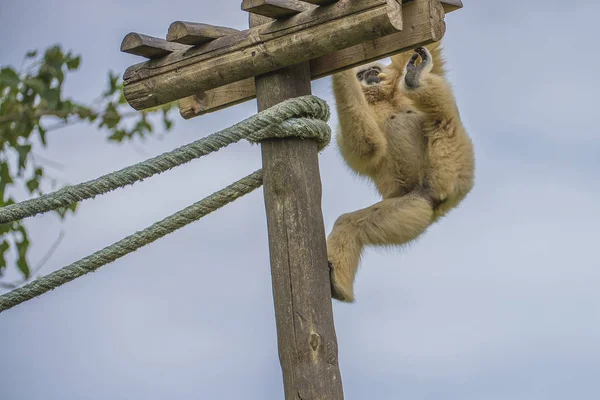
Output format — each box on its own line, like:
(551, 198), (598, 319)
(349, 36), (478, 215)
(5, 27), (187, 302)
(0, 171), (263, 313)
(0, 95), (330, 224)
(0, 95), (331, 313)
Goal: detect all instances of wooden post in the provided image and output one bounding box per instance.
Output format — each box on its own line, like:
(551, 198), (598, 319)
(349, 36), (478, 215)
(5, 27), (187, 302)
(251, 13), (345, 400)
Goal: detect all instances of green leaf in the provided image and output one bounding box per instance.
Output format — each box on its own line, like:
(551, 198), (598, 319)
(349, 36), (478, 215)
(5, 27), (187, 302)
(108, 129), (127, 142)
(44, 45), (64, 69)
(105, 71), (120, 96)
(43, 87), (61, 109)
(15, 144), (32, 171)
(0, 67), (20, 89)
(0, 162), (13, 198)
(66, 56), (81, 70)
(24, 78), (46, 94)
(137, 118), (152, 133)
(38, 126), (48, 145)
(16, 233), (30, 278)
(74, 105), (93, 119)
(25, 50), (38, 58)
(59, 100), (75, 115)
(26, 177), (40, 193)
(100, 103), (120, 129)
(54, 202), (78, 219)
(162, 108), (173, 130)
(0, 240), (9, 272)
(0, 223), (11, 235)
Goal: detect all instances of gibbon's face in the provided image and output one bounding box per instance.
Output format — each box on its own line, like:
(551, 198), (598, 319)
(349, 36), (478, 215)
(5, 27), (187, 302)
(354, 62), (388, 86)
(354, 61), (398, 102)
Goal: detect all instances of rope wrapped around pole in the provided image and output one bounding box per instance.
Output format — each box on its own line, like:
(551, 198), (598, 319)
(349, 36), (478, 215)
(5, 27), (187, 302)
(0, 95), (331, 313)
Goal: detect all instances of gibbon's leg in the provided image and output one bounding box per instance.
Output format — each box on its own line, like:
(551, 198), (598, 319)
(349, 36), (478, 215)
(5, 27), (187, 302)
(327, 193), (434, 302)
(331, 70), (387, 171)
(404, 46), (474, 211)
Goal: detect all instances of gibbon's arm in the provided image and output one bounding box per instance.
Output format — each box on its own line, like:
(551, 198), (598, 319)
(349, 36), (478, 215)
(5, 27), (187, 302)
(404, 47), (473, 210)
(331, 70), (387, 171)
(402, 47), (459, 125)
(406, 74), (460, 123)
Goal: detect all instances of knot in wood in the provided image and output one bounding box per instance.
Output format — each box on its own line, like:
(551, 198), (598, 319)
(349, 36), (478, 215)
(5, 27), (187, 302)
(309, 332), (321, 352)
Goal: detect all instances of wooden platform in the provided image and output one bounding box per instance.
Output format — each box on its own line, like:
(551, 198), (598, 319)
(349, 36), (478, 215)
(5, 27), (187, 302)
(120, 0), (462, 116)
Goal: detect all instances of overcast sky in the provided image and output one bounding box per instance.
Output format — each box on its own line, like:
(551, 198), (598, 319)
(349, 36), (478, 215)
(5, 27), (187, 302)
(1, 1), (599, 399)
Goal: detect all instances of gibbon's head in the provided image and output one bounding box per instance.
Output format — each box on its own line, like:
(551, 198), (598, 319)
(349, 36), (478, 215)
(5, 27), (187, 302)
(353, 61), (399, 102)
(354, 62), (387, 86)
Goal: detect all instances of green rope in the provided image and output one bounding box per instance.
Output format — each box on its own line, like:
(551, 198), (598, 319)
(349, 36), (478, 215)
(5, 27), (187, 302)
(0, 95), (331, 313)
(0, 95), (330, 224)
(0, 171), (263, 313)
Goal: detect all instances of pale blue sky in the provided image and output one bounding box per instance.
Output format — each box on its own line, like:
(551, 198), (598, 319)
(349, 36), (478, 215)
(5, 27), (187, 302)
(1, 1), (599, 399)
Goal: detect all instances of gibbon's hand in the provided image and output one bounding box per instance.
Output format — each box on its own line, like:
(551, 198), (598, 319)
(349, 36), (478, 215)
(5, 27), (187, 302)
(405, 47), (433, 89)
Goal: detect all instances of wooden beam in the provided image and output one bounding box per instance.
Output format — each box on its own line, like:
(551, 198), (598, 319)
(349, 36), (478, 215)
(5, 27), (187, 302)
(298, 0), (339, 5)
(250, 12), (345, 400)
(242, 0), (314, 19)
(123, 0), (404, 110)
(179, 78), (256, 117)
(167, 22), (240, 45)
(311, 0), (445, 76)
(120, 33), (190, 59)
(403, 0), (462, 12)
(180, 0), (445, 119)
(440, 0), (463, 12)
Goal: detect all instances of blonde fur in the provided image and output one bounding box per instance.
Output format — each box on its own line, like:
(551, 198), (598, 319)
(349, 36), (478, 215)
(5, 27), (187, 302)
(327, 42), (475, 302)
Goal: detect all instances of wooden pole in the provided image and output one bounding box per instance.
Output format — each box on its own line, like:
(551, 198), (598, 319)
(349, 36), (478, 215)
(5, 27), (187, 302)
(251, 13), (345, 400)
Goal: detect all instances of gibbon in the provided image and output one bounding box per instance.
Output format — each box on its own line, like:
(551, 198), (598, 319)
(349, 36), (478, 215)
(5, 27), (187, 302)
(327, 42), (475, 302)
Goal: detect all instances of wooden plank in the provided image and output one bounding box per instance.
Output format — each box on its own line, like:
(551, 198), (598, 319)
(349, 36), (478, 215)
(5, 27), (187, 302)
(440, 0), (463, 12)
(312, 0), (445, 77)
(242, 0), (314, 19)
(123, 0), (404, 110)
(250, 12), (345, 400)
(179, 78), (256, 117)
(120, 33), (190, 59)
(403, 0), (463, 13)
(180, 0), (445, 119)
(167, 22), (240, 45)
(298, 0), (339, 5)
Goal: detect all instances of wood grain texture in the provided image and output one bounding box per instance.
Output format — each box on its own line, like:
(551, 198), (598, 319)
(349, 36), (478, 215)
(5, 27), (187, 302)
(298, 0), (339, 5)
(312, 0), (445, 77)
(441, 0), (463, 12)
(242, 0), (314, 18)
(404, 0), (463, 12)
(123, 0), (403, 110)
(178, 78), (256, 117)
(167, 22), (240, 45)
(120, 33), (190, 59)
(180, 0), (446, 119)
(251, 12), (345, 400)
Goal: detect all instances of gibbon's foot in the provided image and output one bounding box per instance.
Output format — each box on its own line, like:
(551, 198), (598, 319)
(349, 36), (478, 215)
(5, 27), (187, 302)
(405, 46), (433, 89)
(328, 261), (356, 303)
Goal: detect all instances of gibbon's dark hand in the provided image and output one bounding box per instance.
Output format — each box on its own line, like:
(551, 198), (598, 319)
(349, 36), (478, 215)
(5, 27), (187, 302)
(405, 46), (433, 89)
